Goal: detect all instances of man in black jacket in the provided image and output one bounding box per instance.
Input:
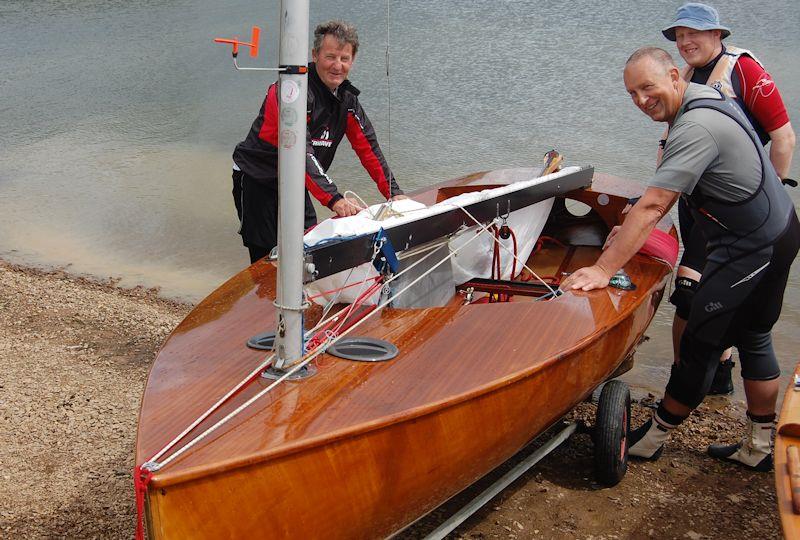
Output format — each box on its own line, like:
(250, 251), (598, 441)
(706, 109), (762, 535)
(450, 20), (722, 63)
(232, 20), (405, 263)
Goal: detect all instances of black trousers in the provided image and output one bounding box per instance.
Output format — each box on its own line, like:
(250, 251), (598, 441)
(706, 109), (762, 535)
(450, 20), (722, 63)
(666, 212), (800, 408)
(232, 169), (318, 264)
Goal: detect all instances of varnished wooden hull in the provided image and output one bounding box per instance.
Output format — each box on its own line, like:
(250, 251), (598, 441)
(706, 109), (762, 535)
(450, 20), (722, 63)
(776, 363), (800, 539)
(136, 170), (673, 538)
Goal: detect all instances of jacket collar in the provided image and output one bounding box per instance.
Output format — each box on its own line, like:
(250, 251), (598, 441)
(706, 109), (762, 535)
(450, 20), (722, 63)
(309, 62), (360, 101)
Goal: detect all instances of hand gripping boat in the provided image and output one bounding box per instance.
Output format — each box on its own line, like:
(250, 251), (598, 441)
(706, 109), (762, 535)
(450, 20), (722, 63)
(134, 163), (677, 538)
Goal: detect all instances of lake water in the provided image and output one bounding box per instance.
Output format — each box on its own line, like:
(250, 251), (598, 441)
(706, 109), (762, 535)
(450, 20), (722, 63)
(1, 0), (798, 396)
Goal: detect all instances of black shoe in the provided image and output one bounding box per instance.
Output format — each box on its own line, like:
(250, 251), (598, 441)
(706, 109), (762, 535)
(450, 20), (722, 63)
(707, 442), (773, 472)
(707, 357), (734, 396)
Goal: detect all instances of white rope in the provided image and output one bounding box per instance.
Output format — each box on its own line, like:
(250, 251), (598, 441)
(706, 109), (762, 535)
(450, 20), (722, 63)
(144, 224), (489, 472)
(444, 203), (557, 296)
(305, 235), (453, 337)
(342, 189), (372, 214)
(144, 200), (559, 471)
(316, 265), (356, 324)
(385, 0), (392, 178)
(143, 351), (275, 468)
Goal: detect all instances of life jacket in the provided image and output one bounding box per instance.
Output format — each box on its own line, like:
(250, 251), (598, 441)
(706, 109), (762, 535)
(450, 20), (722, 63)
(680, 94), (794, 263)
(681, 46), (770, 145)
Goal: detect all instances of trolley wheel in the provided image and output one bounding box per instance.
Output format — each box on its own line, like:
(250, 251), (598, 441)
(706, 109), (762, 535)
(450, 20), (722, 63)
(593, 379), (631, 486)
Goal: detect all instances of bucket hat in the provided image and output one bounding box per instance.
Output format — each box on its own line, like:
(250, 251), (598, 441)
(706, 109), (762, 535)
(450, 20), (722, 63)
(662, 3), (731, 41)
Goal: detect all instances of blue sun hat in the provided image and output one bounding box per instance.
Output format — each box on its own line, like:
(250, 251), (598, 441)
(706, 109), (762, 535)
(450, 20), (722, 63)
(662, 3), (731, 41)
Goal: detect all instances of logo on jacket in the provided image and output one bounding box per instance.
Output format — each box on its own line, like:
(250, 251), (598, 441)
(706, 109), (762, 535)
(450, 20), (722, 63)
(704, 301), (723, 313)
(312, 128), (333, 148)
(753, 75), (775, 99)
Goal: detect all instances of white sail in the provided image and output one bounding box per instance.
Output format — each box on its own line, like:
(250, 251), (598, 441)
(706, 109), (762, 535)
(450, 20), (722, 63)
(303, 166), (580, 305)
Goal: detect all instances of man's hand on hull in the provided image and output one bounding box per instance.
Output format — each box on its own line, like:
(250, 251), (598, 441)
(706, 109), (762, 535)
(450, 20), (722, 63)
(561, 265), (611, 291)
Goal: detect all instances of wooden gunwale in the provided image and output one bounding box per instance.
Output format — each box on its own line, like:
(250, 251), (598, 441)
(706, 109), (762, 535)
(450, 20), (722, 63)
(147, 254), (667, 489)
(775, 362), (800, 537)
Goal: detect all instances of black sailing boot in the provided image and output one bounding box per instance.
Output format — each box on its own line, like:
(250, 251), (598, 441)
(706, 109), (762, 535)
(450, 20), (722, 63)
(707, 356), (734, 396)
(707, 412), (774, 472)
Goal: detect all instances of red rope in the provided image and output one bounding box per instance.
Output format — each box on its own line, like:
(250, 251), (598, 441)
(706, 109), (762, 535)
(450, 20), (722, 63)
(306, 279), (384, 350)
(509, 227), (518, 284)
(134, 465), (153, 540)
(306, 275), (381, 301)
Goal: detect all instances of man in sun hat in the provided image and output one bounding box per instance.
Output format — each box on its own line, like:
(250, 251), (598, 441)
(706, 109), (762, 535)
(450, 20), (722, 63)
(660, 3), (796, 400)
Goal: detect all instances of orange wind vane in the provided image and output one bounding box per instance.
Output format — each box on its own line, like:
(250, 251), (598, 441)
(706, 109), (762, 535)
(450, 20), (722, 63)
(214, 25), (260, 58)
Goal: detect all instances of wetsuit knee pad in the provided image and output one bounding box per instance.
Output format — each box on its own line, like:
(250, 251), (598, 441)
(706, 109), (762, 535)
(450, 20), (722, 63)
(737, 331), (781, 381)
(669, 276), (698, 320)
(666, 331), (721, 409)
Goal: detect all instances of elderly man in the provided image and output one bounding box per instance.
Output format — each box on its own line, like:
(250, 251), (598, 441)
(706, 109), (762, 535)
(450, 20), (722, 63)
(232, 20), (405, 263)
(662, 2), (796, 395)
(562, 47), (799, 471)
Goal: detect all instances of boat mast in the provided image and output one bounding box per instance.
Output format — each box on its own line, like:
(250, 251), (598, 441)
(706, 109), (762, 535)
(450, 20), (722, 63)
(273, 0), (310, 370)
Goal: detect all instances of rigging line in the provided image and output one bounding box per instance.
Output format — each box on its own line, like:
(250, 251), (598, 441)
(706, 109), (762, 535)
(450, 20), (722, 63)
(143, 351), (275, 467)
(316, 265), (357, 323)
(385, 0), (392, 179)
(148, 227), (490, 472)
(343, 189), (373, 217)
(148, 246), (379, 471)
(305, 234), (450, 335)
(446, 203), (557, 296)
(145, 202), (553, 470)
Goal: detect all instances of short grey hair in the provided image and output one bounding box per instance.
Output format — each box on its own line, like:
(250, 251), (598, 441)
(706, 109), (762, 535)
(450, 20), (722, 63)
(625, 47), (677, 73)
(313, 20), (359, 56)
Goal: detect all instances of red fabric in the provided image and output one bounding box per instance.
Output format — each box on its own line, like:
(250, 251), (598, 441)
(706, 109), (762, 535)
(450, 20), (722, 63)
(639, 228), (679, 267)
(305, 171), (333, 206)
(345, 112), (390, 198)
(256, 84), (279, 145)
(735, 56), (790, 133)
(134, 465), (153, 540)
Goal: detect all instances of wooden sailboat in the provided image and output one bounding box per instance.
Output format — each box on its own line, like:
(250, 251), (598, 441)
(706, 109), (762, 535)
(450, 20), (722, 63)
(134, 3), (676, 537)
(134, 166), (676, 538)
(775, 362), (800, 538)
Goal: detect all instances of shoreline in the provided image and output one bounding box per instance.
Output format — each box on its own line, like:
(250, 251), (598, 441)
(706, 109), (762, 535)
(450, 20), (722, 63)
(0, 260), (780, 538)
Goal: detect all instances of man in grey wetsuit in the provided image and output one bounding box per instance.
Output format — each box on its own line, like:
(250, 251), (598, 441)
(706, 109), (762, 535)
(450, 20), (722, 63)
(662, 2), (796, 395)
(561, 47), (799, 472)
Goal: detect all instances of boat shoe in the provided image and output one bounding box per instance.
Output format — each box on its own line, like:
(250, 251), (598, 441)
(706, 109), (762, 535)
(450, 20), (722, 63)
(628, 418), (668, 460)
(707, 415), (773, 472)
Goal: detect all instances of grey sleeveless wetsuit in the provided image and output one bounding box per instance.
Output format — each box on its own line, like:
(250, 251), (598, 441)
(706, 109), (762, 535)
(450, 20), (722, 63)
(650, 84), (799, 409)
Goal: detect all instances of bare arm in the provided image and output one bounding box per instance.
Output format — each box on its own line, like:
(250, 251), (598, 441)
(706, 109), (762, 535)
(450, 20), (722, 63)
(768, 122), (796, 179)
(561, 187), (680, 291)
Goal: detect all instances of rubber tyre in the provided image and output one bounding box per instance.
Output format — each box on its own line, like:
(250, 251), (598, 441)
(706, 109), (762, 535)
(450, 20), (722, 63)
(593, 379), (631, 486)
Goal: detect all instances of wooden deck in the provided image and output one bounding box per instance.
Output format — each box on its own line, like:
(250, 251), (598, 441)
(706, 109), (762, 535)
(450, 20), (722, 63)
(135, 168), (674, 538)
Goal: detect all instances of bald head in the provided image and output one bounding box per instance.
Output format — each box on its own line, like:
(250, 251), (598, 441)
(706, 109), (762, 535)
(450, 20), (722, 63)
(624, 47), (686, 124)
(626, 47), (677, 74)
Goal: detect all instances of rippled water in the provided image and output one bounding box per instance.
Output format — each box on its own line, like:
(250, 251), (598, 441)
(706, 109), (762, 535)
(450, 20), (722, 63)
(1, 0), (798, 395)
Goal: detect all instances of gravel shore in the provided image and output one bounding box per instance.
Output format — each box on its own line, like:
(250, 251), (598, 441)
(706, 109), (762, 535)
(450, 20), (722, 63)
(0, 261), (781, 538)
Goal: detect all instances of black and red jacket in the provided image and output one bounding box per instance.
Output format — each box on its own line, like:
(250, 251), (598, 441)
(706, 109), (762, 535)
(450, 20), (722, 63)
(232, 63), (402, 208)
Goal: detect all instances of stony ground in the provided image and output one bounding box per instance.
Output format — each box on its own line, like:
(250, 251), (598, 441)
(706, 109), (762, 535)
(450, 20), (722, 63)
(0, 261), (781, 539)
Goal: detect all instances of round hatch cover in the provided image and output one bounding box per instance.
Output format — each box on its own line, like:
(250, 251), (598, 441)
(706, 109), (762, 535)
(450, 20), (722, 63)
(247, 332), (275, 350)
(327, 337), (398, 362)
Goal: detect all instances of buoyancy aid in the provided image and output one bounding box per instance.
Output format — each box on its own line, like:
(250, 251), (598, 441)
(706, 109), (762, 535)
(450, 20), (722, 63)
(681, 94), (794, 263)
(681, 46), (770, 145)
